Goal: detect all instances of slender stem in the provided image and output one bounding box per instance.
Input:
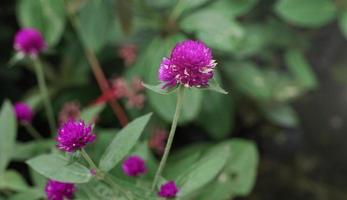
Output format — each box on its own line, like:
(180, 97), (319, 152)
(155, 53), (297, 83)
(80, 148), (98, 170)
(32, 57), (56, 133)
(104, 176), (133, 200)
(64, 1), (129, 127)
(80, 149), (132, 200)
(22, 122), (42, 139)
(168, 0), (185, 22)
(151, 86), (185, 191)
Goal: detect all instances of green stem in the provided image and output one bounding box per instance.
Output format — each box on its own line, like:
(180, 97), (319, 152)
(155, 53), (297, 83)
(32, 57), (56, 134)
(151, 86), (185, 191)
(168, 0), (185, 22)
(104, 176), (133, 200)
(80, 149), (132, 200)
(80, 149), (98, 170)
(22, 122), (42, 139)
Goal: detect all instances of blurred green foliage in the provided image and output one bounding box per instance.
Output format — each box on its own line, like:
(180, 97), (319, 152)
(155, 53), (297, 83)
(1, 0), (347, 199)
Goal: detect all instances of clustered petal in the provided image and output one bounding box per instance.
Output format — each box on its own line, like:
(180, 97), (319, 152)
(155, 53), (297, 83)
(45, 180), (75, 200)
(56, 120), (96, 152)
(14, 102), (34, 123)
(158, 181), (179, 198)
(158, 40), (216, 88)
(14, 28), (46, 56)
(122, 155), (147, 176)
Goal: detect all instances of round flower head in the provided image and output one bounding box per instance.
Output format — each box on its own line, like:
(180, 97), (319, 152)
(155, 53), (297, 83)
(158, 40), (216, 88)
(158, 181), (179, 198)
(57, 120), (96, 152)
(14, 28), (46, 56)
(122, 155), (147, 176)
(45, 180), (75, 200)
(14, 102), (34, 123)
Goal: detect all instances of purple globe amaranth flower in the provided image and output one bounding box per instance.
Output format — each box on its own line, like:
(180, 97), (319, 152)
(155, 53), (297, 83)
(158, 40), (217, 88)
(57, 120), (96, 152)
(45, 180), (75, 200)
(122, 155), (147, 176)
(14, 28), (46, 56)
(14, 102), (34, 123)
(158, 181), (179, 198)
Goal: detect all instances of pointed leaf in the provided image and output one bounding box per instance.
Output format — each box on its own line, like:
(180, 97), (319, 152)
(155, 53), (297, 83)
(0, 100), (17, 177)
(99, 113), (152, 172)
(26, 154), (92, 183)
(178, 143), (230, 196)
(142, 83), (178, 95)
(204, 78), (228, 94)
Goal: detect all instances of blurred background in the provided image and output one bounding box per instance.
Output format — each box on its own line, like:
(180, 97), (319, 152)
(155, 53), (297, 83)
(1, 0), (347, 199)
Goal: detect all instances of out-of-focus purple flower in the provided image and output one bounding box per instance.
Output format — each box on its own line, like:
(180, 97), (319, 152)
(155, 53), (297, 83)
(158, 40), (216, 88)
(158, 181), (179, 198)
(118, 44), (137, 66)
(58, 101), (81, 126)
(14, 28), (46, 56)
(14, 102), (34, 123)
(148, 129), (167, 155)
(45, 180), (75, 200)
(56, 120), (96, 152)
(122, 155), (147, 177)
(126, 93), (146, 109)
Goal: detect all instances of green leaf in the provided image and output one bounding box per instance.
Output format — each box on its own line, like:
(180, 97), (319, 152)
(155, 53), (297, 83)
(0, 170), (29, 191)
(77, 0), (117, 52)
(80, 103), (106, 124)
(339, 11), (347, 38)
(142, 83), (178, 95)
(197, 92), (234, 139)
(204, 78), (228, 94)
(210, 0), (258, 17)
(275, 0), (336, 27)
(26, 154), (92, 183)
(226, 62), (272, 101)
(198, 176), (234, 200)
(12, 140), (54, 161)
(99, 113), (152, 172)
(226, 139), (259, 196)
(178, 143), (230, 196)
(17, 0), (66, 46)
(149, 88), (203, 123)
(285, 49), (318, 90)
(263, 104), (299, 127)
(181, 8), (244, 52)
(0, 100), (17, 177)
(9, 188), (44, 200)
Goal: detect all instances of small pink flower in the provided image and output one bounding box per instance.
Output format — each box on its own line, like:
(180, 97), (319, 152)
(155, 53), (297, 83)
(126, 93), (145, 109)
(14, 102), (34, 123)
(58, 101), (81, 126)
(118, 44), (137, 66)
(45, 180), (75, 200)
(131, 76), (144, 92)
(14, 28), (46, 56)
(122, 155), (147, 177)
(158, 181), (179, 198)
(56, 120), (96, 152)
(111, 77), (129, 98)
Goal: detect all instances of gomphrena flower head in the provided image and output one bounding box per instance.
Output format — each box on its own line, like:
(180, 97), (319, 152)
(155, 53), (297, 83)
(45, 180), (75, 200)
(57, 120), (96, 152)
(122, 155), (147, 176)
(158, 181), (179, 198)
(14, 102), (34, 123)
(14, 28), (46, 56)
(158, 40), (216, 88)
